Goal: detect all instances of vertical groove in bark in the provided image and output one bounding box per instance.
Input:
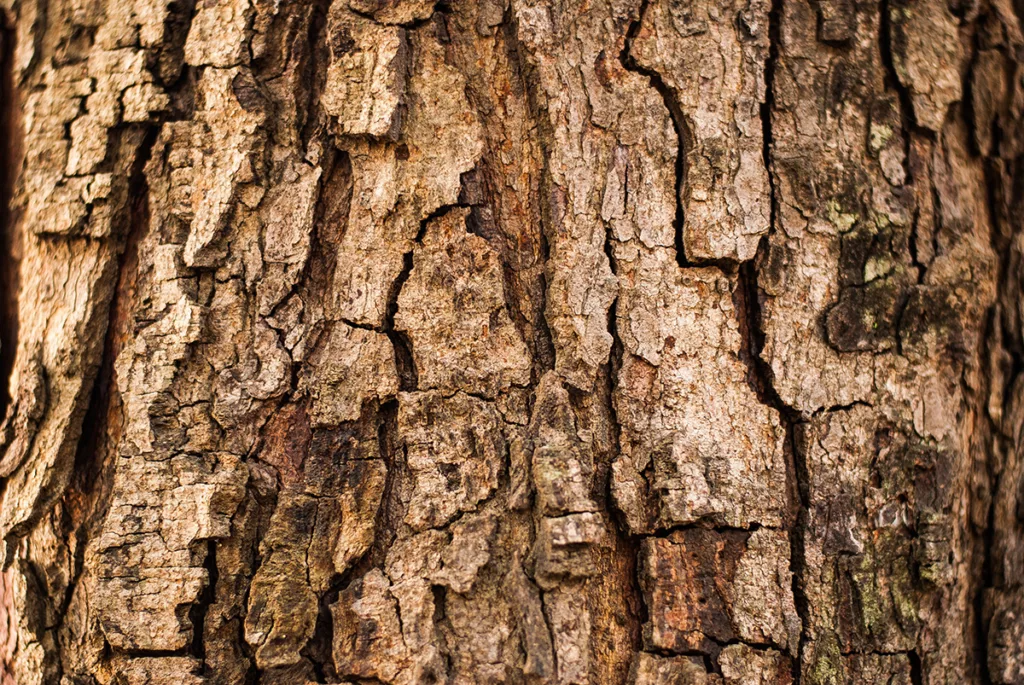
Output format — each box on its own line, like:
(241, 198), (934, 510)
(973, 72), (1024, 685)
(53, 123), (157, 670)
(878, 0), (916, 181)
(0, 14), (18, 420)
(619, 0), (692, 269)
(753, 0), (813, 678)
(605, 277), (646, 660)
(611, 0), (800, 676)
(189, 541), (216, 661)
(383, 204), (444, 393)
(966, 0), (1024, 677)
(0, 24), (23, 666)
(975, 308), (1002, 685)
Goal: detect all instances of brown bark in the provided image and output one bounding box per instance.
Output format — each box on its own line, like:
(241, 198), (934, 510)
(0, 0), (1020, 683)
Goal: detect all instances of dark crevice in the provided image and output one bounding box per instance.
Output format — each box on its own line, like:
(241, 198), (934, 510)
(293, 149), (351, 377)
(974, 429), (997, 685)
(189, 540), (217, 661)
(811, 399), (873, 416)
(303, 418), (392, 685)
(619, 528), (646, 656)
(339, 317), (380, 332)
(368, 398), (403, 569)
(346, 0), (449, 30)
(971, 91), (1024, 685)
(304, 594), (335, 684)
(745, 0), (802, 479)
(17, 557), (61, 681)
(48, 132), (152, 667)
(959, 30), (983, 159)
(877, 0), (918, 178)
(759, 0), (781, 258)
(908, 648), (923, 685)
(907, 207), (926, 284)
(299, 0), (333, 153)
(638, 648), (715, 671)
(52, 125), (160, 670)
(235, 480), (275, 680)
(0, 16), (20, 419)
(503, 1), (558, 381)
(744, 0), (811, 681)
(260, 10), (338, 330)
(455, 156), (549, 380)
(69, 124), (157, 501)
(151, 0), (197, 88)
(385, 257), (419, 392)
(428, 583), (451, 683)
(619, 0), (694, 268)
(602, 292), (646, 655)
(650, 520), (769, 539)
(927, 157), (943, 265)
(53, 505), (88, 642)
(739, 253), (810, 685)
(601, 16), (646, 659)
(120, 648), (191, 658)
(891, 284), (915, 358)
(383, 204), (465, 392)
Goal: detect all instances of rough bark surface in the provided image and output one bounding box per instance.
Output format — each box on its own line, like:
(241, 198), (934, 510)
(0, 0), (1021, 683)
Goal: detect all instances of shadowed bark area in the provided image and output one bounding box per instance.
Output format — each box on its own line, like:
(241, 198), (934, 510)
(0, 0), (1020, 683)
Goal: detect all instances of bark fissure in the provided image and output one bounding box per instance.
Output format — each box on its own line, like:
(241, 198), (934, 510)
(740, 252), (809, 675)
(973, 137), (1022, 685)
(189, 541), (217, 660)
(877, 0), (916, 175)
(619, 0), (692, 268)
(0, 16), (18, 418)
(383, 203), (467, 392)
(606, 292), (647, 655)
(52, 123), (159, 672)
(613, 0), (810, 674)
(966, 4), (1024, 675)
(747, 0), (812, 676)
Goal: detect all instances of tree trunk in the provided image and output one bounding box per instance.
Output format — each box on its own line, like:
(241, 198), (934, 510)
(0, 0), (1021, 682)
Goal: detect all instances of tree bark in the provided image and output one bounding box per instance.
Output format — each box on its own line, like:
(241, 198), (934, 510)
(0, 0), (1021, 682)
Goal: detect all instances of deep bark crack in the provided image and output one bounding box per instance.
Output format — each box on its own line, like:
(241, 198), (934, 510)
(189, 541), (218, 660)
(616, 0), (808, 676)
(877, 0), (917, 175)
(383, 202), (467, 392)
(971, 132), (1023, 685)
(745, 0), (811, 679)
(619, 0), (694, 268)
(0, 16), (19, 422)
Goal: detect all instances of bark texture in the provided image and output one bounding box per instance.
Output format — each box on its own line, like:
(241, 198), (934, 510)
(0, 0), (1021, 683)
